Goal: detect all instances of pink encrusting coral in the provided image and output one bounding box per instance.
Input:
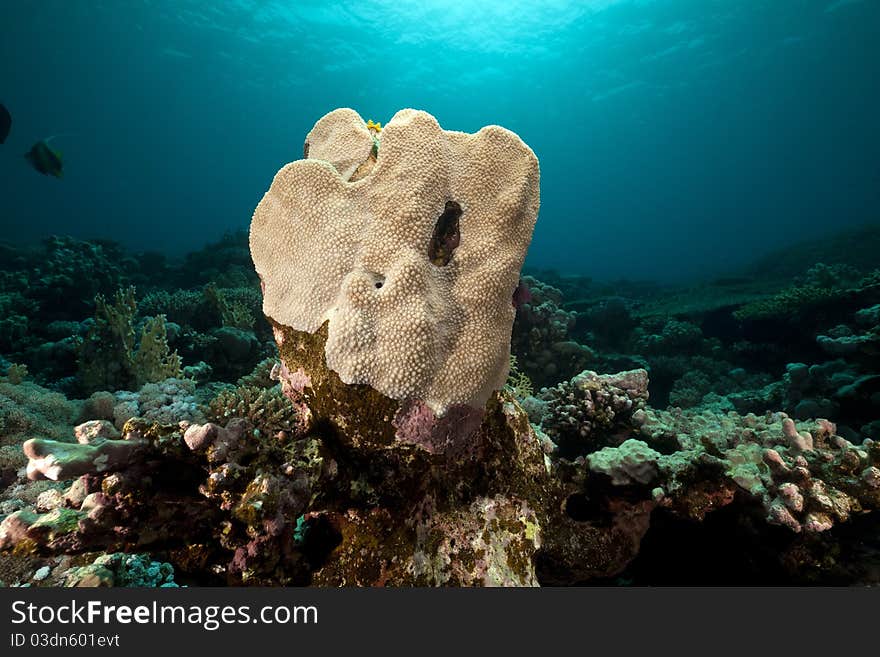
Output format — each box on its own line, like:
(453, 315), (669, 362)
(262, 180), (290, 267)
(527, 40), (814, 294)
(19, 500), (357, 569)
(391, 400), (485, 456)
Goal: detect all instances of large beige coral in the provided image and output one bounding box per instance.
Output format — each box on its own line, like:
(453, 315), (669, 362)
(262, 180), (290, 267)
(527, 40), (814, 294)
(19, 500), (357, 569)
(302, 107), (376, 181)
(250, 108), (540, 413)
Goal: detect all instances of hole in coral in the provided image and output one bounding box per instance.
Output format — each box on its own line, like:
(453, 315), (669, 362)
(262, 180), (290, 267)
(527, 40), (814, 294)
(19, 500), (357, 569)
(0, 467), (16, 489)
(375, 281), (383, 289)
(303, 141), (309, 158)
(605, 502), (794, 585)
(564, 493), (602, 522)
(300, 515), (343, 569)
(428, 200), (462, 266)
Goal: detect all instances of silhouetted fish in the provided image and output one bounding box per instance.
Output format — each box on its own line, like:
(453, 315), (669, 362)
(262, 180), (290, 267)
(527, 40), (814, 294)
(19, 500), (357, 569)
(25, 139), (63, 178)
(0, 104), (10, 143)
(512, 278), (532, 309)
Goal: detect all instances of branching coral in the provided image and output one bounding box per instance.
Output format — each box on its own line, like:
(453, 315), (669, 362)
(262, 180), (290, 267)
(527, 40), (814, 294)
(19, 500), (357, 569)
(510, 276), (594, 388)
(205, 384), (305, 439)
(204, 283), (256, 331)
(0, 309), (29, 354)
(77, 288), (136, 392)
(733, 264), (880, 323)
(504, 355), (534, 401)
(733, 285), (844, 322)
(77, 287), (181, 394)
(132, 315), (183, 386)
(236, 357), (278, 389)
(539, 369), (649, 458)
(5, 363), (28, 385)
(139, 289), (202, 328)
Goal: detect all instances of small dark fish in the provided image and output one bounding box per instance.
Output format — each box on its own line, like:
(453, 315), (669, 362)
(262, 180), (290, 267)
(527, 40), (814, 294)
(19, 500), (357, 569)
(25, 139), (63, 178)
(0, 104), (10, 143)
(427, 200), (462, 266)
(512, 278), (532, 309)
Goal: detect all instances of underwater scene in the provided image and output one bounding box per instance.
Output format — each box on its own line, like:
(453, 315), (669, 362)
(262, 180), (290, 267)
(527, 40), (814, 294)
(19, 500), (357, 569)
(1, 0), (879, 588)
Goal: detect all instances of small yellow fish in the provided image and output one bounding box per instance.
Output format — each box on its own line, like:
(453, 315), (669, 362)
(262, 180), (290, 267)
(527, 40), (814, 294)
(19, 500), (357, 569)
(366, 119), (382, 133)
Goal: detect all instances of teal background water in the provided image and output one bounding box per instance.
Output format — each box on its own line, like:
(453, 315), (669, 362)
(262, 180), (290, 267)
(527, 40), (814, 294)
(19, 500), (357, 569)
(1, 0), (877, 280)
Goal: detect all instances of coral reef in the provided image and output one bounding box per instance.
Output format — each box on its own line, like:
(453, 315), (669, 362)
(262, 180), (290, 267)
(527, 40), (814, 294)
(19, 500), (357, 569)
(1, 109), (645, 587)
(2, 118), (880, 587)
(64, 552), (178, 587)
(504, 355), (534, 401)
(8, 236), (128, 322)
(4, 302), (880, 586)
(511, 276), (594, 388)
(532, 371), (880, 583)
(3, 374), (679, 586)
(77, 287), (181, 394)
(536, 369), (649, 458)
(630, 409), (880, 537)
(205, 383), (303, 439)
(0, 378), (79, 492)
(0, 229), (269, 394)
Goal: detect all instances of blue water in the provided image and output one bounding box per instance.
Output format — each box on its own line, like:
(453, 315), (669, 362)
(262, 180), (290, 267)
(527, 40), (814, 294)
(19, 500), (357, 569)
(1, 0), (877, 281)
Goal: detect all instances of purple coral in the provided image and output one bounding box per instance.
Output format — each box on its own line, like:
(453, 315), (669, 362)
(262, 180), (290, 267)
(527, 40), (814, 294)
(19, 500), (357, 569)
(392, 400), (484, 458)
